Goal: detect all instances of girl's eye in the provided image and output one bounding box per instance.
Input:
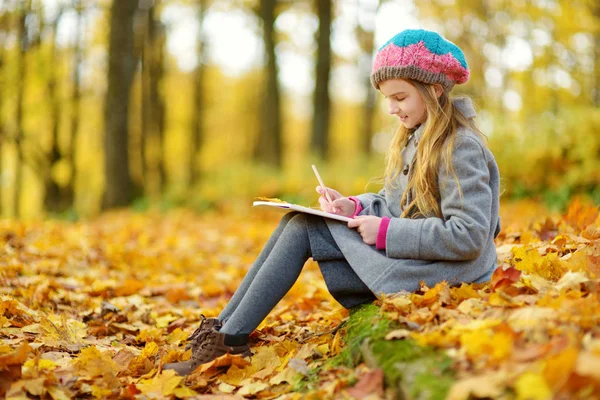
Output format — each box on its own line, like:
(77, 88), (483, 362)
(396, 97), (405, 101)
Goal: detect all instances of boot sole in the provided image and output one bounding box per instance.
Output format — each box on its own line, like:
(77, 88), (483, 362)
(240, 349), (252, 358)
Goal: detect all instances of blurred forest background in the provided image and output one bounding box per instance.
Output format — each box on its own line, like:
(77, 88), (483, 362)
(0, 0), (598, 220)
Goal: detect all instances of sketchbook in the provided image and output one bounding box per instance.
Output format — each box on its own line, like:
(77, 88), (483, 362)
(252, 201), (353, 223)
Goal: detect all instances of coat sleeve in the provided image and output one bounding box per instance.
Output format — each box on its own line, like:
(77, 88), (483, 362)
(385, 135), (492, 260)
(355, 188), (386, 209)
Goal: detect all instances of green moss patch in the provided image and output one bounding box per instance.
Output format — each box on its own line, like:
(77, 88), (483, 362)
(326, 303), (455, 399)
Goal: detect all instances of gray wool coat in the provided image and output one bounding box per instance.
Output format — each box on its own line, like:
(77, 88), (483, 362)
(324, 97), (501, 299)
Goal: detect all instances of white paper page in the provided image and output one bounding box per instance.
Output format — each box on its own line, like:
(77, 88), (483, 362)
(252, 201), (353, 223)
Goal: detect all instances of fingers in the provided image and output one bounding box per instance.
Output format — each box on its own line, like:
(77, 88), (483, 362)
(316, 185), (331, 194)
(347, 219), (360, 228)
(320, 197), (340, 213)
(316, 185), (343, 200)
(318, 197), (332, 212)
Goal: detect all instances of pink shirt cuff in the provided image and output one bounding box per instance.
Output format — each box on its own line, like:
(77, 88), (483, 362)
(348, 196), (363, 218)
(376, 217), (391, 250)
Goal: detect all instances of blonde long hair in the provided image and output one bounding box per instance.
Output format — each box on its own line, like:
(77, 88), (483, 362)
(377, 80), (488, 219)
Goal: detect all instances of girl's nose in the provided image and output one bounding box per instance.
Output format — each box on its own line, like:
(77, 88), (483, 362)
(388, 104), (399, 115)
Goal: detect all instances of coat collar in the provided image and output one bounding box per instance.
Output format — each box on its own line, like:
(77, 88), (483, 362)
(452, 96), (477, 119)
(410, 96), (477, 142)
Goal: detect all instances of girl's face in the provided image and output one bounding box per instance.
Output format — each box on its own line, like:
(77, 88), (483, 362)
(379, 79), (427, 129)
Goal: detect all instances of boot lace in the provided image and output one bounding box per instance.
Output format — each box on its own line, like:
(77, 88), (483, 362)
(191, 330), (217, 363)
(187, 314), (209, 344)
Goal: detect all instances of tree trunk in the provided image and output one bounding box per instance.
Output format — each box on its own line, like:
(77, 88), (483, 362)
(356, 0), (379, 155)
(64, 0), (84, 211)
(190, 0), (207, 188)
(253, 0), (282, 168)
(102, 0), (138, 210)
(140, 5), (149, 192)
(43, 8), (66, 213)
(0, 9), (7, 216)
(361, 75), (376, 155)
(593, 3), (600, 107)
(141, 1), (166, 196)
(311, 0), (332, 160)
(140, 5), (150, 193)
(152, 16), (167, 194)
(13, 1), (30, 218)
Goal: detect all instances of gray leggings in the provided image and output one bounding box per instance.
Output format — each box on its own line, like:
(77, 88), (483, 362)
(217, 212), (375, 336)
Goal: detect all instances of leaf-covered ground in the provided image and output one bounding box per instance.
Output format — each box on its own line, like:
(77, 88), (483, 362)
(1, 199), (599, 399)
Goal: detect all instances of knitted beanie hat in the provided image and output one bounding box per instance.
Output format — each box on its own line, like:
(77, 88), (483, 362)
(370, 29), (469, 92)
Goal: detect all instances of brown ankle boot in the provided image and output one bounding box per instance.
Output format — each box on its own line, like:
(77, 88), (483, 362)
(184, 315), (222, 351)
(163, 327), (252, 376)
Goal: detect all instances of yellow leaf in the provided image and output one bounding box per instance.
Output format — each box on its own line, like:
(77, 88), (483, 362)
(512, 246), (566, 281)
(75, 346), (120, 378)
(112, 348), (136, 372)
(460, 329), (513, 363)
(141, 342), (159, 359)
(114, 279), (145, 297)
(236, 381), (268, 396)
(172, 386), (198, 398)
(47, 386), (72, 400)
(136, 328), (164, 343)
(197, 353), (251, 374)
(249, 346), (280, 378)
(543, 346), (578, 390)
(23, 378), (46, 396)
(269, 367), (301, 385)
(217, 382), (236, 393)
(316, 343), (329, 356)
(294, 343), (317, 360)
(488, 292), (523, 307)
(136, 369), (183, 398)
(456, 298), (486, 316)
(5, 380), (28, 399)
(514, 372), (552, 400)
(575, 351), (600, 379)
(330, 330), (342, 356)
(451, 283), (481, 301)
(507, 307), (556, 330)
(0, 342), (32, 368)
(37, 359), (58, 370)
(447, 372), (506, 400)
(155, 315), (178, 329)
(166, 328), (188, 345)
(388, 296), (412, 310)
(90, 384), (113, 398)
(220, 364), (248, 386)
(554, 271), (588, 292)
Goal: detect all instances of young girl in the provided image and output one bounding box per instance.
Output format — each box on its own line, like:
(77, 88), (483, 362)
(164, 28), (501, 376)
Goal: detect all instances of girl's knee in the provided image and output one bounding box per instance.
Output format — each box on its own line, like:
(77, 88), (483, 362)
(286, 213), (307, 232)
(282, 212), (299, 221)
(278, 212), (298, 227)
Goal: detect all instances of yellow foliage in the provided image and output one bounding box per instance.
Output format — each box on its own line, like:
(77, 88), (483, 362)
(1, 197), (599, 398)
(511, 246), (567, 281)
(74, 346), (120, 378)
(136, 369), (185, 398)
(460, 329), (513, 364)
(514, 372), (553, 400)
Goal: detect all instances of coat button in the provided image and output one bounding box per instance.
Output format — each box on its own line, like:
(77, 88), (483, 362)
(414, 138), (419, 146)
(403, 164), (409, 175)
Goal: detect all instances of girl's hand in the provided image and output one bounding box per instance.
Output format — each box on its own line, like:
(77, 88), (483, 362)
(316, 186), (343, 201)
(317, 186), (353, 216)
(347, 216), (382, 245)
